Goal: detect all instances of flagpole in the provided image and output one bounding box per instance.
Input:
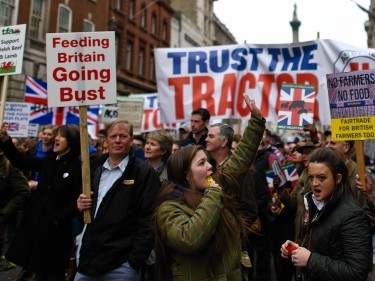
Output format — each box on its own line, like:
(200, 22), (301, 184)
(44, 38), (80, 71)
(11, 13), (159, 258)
(0, 76), (9, 125)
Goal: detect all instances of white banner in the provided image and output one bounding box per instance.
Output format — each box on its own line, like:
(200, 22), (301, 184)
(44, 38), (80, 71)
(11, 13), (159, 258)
(131, 93), (177, 132)
(155, 39), (375, 125)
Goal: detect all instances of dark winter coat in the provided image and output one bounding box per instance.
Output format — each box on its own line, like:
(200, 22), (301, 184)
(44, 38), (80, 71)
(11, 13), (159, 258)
(0, 152), (30, 220)
(3, 140), (82, 271)
(180, 128), (208, 148)
(77, 148), (161, 275)
(301, 187), (372, 281)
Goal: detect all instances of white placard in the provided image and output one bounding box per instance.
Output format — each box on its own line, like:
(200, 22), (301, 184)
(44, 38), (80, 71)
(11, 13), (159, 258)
(27, 123), (39, 137)
(4, 102), (30, 137)
(46, 32), (117, 107)
(0, 24), (26, 76)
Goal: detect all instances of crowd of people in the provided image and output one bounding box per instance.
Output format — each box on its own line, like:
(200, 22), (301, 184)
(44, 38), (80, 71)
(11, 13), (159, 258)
(0, 95), (374, 281)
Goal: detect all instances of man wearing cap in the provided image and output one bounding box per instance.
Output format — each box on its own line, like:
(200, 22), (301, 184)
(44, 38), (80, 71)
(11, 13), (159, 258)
(177, 124), (190, 141)
(180, 108), (210, 148)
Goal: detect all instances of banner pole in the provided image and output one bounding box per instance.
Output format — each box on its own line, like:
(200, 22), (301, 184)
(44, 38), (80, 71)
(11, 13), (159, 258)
(0, 76), (9, 125)
(79, 106), (92, 224)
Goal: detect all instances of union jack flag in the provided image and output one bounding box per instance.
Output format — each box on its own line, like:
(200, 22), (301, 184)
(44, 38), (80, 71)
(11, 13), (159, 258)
(25, 76), (48, 105)
(336, 102), (345, 107)
(278, 84), (315, 129)
(29, 104), (99, 125)
(271, 146), (286, 165)
(266, 163), (299, 193)
(25, 76), (99, 125)
(4, 122), (20, 131)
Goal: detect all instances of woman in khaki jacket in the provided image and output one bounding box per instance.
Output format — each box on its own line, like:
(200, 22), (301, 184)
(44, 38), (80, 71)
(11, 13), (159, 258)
(155, 96), (265, 281)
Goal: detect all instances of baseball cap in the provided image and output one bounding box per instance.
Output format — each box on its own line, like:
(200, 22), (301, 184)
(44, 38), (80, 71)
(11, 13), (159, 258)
(178, 124), (190, 133)
(295, 141), (315, 153)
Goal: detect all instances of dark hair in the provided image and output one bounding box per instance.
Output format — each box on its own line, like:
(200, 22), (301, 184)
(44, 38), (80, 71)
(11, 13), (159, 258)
(211, 123), (234, 150)
(264, 128), (272, 138)
(155, 145), (245, 280)
(98, 129), (107, 137)
(58, 125), (81, 157)
(191, 108), (210, 122)
(308, 147), (350, 195)
(133, 134), (146, 146)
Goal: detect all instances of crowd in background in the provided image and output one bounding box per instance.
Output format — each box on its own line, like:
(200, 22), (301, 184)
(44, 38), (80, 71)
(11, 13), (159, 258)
(0, 101), (374, 281)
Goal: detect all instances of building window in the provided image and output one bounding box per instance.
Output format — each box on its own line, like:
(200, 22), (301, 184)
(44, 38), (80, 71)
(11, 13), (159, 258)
(149, 52), (155, 81)
(162, 20), (167, 41)
(0, 0), (15, 26)
(83, 19), (94, 32)
(57, 4), (72, 33)
(125, 40), (133, 71)
(128, 0), (135, 20)
(29, 0), (44, 40)
(151, 13), (156, 34)
(138, 46), (145, 76)
(115, 0), (122, 10)
(140, 4), (146, 28)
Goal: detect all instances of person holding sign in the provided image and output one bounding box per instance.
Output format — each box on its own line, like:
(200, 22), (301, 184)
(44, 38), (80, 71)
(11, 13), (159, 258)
(0, 124), (82, 281)
(75, 120), (161, 281)
(154, 96), (265, 281)
(280, 147), (372, 281)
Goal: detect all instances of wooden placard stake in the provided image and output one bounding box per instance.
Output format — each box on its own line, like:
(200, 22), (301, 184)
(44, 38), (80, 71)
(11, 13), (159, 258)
(0, 76), (9, 125)
(79, 106), (91, 224)
(354, 140), (366, 191)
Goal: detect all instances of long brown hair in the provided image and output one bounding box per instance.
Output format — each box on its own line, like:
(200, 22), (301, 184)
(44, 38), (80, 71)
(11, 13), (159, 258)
(154, 145), (245, 280)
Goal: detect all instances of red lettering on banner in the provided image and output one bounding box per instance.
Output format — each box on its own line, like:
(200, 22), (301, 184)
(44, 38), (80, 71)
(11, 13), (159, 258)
(237, 73), (256, 116)
(169, 77), (190, 119)
(143, 108), (162, 131)
(167, 72), (320, 120)
(143, 109), (153, 131)
(192, 76), (215, 113)
(258, 74), (275, 118)
(218, 73), (236, 115)
(153, 108), (162, 129)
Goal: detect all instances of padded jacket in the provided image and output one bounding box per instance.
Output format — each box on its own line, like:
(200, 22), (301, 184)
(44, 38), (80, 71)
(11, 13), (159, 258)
(301, 187), (372, 281)
(156, 115), (265, 280)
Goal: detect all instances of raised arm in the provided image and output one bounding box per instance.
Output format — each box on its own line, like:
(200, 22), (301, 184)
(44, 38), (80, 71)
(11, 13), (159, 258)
(222, 94), (265, 178)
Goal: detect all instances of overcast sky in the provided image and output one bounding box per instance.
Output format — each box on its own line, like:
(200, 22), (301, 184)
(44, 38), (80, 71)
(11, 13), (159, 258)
(213, 0), (371, 48)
